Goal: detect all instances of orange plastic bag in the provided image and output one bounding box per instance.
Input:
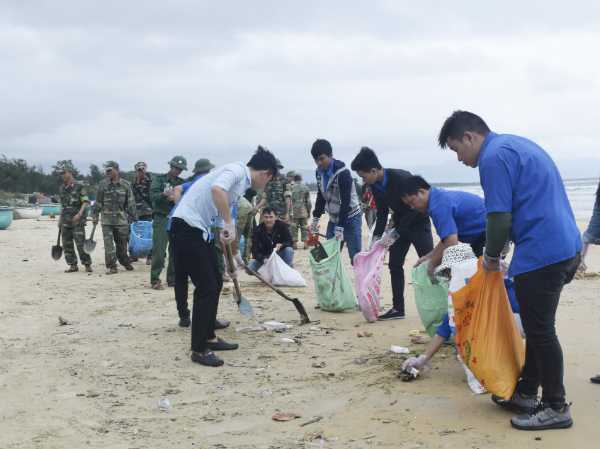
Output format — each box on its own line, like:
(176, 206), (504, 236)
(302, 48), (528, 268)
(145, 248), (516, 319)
(451, 259), (525, 399)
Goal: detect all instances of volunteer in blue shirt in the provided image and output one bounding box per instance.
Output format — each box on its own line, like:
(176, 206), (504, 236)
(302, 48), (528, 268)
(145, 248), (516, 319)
(310, 139), (363, 263)
(438, 110), (581, 431)
(398, 175), (487, 276)
(170, 146), (279, 367)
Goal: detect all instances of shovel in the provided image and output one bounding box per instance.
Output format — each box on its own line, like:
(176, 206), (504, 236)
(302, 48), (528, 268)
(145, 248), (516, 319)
(51, 228), (63, 260)
(244, 264), (310, 324)
(224, 243), (254, 317)
(83, 222), (97, 254)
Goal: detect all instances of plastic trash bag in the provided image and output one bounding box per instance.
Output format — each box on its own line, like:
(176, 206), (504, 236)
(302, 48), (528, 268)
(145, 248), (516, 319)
(257, 252), (307, 287)
(129, 220), (153, 257)
(353, 240), (385, 322)
(411, 262), (449, 337)
(309, 238), (357, 312)
(451, 259), (525, 400)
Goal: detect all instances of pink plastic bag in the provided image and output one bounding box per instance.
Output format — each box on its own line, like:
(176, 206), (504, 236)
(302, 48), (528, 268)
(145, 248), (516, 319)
(353, 241), (386, 322)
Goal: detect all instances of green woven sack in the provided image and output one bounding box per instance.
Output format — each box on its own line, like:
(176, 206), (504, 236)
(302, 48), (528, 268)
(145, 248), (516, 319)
(309, 238), (357, 312)
(412, 262), (449, 337)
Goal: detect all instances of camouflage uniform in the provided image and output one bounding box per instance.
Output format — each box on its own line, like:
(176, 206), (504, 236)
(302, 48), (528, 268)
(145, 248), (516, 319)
(93, 178), (137, 270)
(258, 175), (290, 218)
(132, 173), (153, 220)
(236, 196), (254, 262)
(59, 181), (92, 268)
(289, 181), (312, 244)
(150, 171), (185, 285)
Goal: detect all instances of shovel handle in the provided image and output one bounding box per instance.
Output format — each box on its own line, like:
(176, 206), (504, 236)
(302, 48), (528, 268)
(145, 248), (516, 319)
(89, 222), (97, 239)
(57, 227), (62, 245)
(224, 243), (242, 305)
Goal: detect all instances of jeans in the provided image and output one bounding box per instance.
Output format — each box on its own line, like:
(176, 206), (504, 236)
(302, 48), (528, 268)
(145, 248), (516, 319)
(583, 195), (600, 244)
(514, 254), (579, 409)
(388, 224), (433, 314)
(248, 246), (294, 272)
(171, 218), (223, 352)
(326, 213), (362, 264)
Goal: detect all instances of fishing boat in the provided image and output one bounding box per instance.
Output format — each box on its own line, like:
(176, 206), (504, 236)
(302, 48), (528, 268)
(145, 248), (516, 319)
(40, 203), (62, 216)
(0, 207), (14, 229)
(13, 206), (42, 219)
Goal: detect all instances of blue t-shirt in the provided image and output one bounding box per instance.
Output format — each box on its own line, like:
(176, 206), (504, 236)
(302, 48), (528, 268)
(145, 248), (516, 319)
(478, 132), (581, 277)
(427, 187), (486, 243)
(436, 278), (520, 339)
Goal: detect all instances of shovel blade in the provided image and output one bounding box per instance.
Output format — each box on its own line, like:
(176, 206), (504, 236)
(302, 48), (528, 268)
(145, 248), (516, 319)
(237, 295), (254, 317)
(83, 240), (96, 254)
(51, 245), (63, 260)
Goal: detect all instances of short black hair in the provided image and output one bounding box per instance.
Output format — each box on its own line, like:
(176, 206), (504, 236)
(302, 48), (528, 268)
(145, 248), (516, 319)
(310, 139), (333, 159)
(261, 207), (275, 216)
(294, 174), (302, 181)
(350, 147), (382, 172)
(247, 145), (279, 176)
(438, 110), (491, 148)
(399, 175), (431, 196)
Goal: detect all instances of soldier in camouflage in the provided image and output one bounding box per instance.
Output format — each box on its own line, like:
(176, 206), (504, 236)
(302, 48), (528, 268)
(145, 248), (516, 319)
(289, 173), (312, 249)
(149, 156), (187, 289)
(256, 159), (291, 221)
(131, 161), (153, 264)
(57, 161), (93, 272)
(92, 161), (137, 274)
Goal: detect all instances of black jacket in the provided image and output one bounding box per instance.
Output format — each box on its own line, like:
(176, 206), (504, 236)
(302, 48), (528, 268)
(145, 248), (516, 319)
(372, 168), (431, 237)
(251, 220), (293, 262)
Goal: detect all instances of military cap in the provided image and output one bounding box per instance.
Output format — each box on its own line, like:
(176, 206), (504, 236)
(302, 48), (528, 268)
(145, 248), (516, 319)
(56, 161), (76, 173)
(169, 156), (188, 170)
(286, 170), (296, 178)
(103, 161), (119, 170)
(134, 161), (147, 171)
(193, 158), (215, 173)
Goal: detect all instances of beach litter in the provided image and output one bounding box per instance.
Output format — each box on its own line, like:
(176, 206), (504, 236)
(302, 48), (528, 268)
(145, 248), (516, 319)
(390, 345), (410, 354)
(272, 411), (301, 422)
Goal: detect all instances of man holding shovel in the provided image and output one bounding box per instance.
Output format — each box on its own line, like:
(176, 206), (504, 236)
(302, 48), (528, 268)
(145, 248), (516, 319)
(57, 161), (93, 273)
(170, 146), (279, 367)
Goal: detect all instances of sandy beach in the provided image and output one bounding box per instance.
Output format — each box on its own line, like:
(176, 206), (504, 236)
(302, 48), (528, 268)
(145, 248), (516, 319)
(1, 216), (600, 449)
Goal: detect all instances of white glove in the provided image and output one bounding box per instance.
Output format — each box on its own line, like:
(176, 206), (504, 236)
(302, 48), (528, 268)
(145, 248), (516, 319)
(334, 226), (344, 241)
(310, 217), (319, 234)
(221, 221), (236, 244)
(234, 252), (245, 270)
(402, 355), (428, 371)
(380, 229), (400, 248)
(482, 252), (506, 272)
(369, 236), (381, 251)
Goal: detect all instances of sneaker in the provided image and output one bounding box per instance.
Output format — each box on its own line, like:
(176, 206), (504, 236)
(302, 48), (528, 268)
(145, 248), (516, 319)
(64, 265), (78, 273)
(84, 265), (93, 273)
(378, 308), (405, 321)
(179, 316), (191, 328)
(191, 350), (224, 367)
(124, 264), (134, 271)
(214, 319), (230, 330)
(492, 391), (538, 414)
(510, 403), (573, 431)
(106, 267), (118, 275)
(206, 338), (239, 351)
(151, 280), (164, 290)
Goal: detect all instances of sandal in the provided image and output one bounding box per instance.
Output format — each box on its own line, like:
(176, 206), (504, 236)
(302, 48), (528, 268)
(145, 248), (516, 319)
(151, 280), (164, 290)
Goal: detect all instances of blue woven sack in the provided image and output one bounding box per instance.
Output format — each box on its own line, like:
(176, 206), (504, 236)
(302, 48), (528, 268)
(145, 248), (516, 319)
(129, 221), (153, 256)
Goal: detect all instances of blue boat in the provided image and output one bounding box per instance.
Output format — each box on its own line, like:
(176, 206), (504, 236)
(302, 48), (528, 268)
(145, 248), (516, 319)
(41, 203), (62, 216)
(0, 207), (14, 230)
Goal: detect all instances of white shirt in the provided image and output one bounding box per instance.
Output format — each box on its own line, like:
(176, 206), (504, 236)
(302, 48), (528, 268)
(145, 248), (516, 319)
(172, 162), (251, 239)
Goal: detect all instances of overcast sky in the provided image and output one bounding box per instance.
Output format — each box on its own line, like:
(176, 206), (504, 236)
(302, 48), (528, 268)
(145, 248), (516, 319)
(2, 1), (600, 181)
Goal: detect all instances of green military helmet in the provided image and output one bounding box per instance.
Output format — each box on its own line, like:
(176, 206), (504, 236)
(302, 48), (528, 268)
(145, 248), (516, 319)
(103, 160), (120, 170)
(193, 158), (215, 174)
(286, 170), (296, 179)
(56, 161), (76, 173)
(169, 156), (188, 171)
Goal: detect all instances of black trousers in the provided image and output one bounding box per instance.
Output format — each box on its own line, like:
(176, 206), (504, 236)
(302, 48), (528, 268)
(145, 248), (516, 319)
(514, 254), (579, 408)
(388, 224), (434, 314)
(171, 218), (223, 352)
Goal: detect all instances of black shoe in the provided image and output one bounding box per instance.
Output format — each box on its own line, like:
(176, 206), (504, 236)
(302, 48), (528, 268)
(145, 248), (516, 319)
(206, 338), (238, 351)
(492, 391), (538, 414)
(591, 375), (600, 384)
(191, 350), (224, 367)
(179, 316), (191, 328)
(167, 280), (175, 287)
(378, 308), (405, 321)
(510, 403), (573, 431)
(214, 319), (231, 330)
(130, 256), (139, 262)
(124, 264), (134, 271)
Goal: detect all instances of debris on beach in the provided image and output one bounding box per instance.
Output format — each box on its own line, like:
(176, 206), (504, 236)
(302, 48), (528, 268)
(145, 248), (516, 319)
(272, 411), (301, 422)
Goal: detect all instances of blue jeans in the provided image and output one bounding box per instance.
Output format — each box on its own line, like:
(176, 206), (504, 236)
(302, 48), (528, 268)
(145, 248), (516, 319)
(326, 213), (362, 264)
(248, 246), (294, 272)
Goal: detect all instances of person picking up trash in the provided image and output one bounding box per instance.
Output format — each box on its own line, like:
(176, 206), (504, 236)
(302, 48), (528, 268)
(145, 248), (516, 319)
(247, 207), (294, 272)
(351, 147), (433, 321)
(398, 175), (487, 277)
(170, 146), (279, 367)
(439, 110), (581, 431)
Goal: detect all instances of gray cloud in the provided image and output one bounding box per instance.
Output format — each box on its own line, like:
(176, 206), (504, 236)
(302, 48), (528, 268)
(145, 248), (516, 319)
(1, 1), (600, 180)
